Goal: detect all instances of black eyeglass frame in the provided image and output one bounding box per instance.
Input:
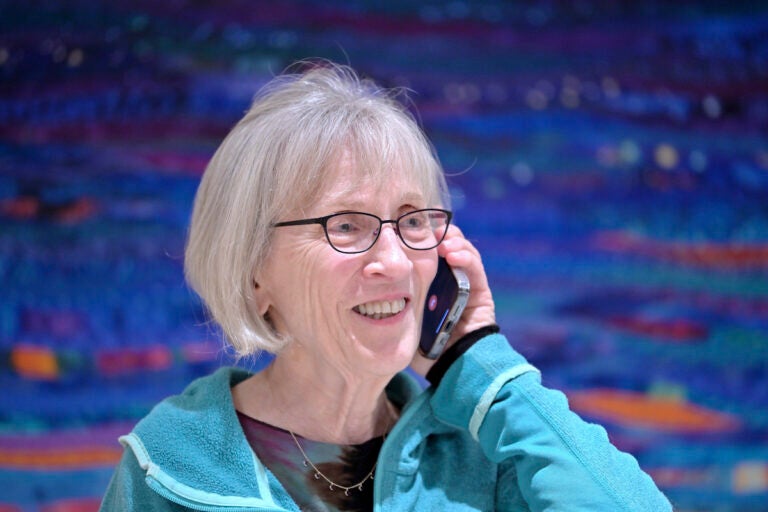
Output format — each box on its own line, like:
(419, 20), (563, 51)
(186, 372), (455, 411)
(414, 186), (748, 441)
(272, 208), (453, 254)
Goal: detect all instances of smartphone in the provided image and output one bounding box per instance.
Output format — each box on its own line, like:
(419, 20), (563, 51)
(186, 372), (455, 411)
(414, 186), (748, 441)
(419, 257), (470, 359)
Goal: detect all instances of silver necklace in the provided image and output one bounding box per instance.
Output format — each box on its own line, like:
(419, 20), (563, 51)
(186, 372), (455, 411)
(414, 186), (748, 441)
(289, 430), (379, 496)
(288, 409), (393, 497)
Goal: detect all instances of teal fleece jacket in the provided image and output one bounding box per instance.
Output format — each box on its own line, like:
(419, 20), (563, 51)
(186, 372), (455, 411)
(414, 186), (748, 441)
(100, 334), (672, 511)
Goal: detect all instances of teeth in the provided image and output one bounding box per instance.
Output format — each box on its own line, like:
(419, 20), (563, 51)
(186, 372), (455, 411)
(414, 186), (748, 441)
(354, 299), (406, 319)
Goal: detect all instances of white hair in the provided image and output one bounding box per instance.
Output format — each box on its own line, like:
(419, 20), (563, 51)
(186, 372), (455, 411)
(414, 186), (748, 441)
(184, 61), (449, 356)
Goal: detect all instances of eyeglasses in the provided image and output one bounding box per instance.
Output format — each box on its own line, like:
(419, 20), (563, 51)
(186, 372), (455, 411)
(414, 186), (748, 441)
(272, 208), (452, 254)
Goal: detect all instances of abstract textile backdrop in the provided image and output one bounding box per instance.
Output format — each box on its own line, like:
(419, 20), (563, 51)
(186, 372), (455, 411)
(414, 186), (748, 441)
(1, 1), (767, 511)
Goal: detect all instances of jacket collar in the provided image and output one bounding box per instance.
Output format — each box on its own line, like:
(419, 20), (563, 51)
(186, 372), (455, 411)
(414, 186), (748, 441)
(122, 367), (423, 510)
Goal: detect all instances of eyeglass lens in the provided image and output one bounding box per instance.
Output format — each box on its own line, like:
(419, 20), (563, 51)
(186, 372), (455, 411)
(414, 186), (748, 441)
(325, 210), (449, 253)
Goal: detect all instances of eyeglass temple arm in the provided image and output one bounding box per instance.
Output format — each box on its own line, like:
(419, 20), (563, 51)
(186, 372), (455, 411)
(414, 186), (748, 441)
(272, 217), (326, 228)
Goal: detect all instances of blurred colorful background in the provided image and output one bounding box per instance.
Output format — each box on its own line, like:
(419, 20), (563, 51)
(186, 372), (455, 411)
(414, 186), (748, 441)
(1, 1), (767, 510)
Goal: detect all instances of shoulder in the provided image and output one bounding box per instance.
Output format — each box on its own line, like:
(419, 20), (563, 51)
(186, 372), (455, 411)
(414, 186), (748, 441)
(386, 371), (425, 409)
(114, 366), (271, 502)
(131, 367), (251, 443)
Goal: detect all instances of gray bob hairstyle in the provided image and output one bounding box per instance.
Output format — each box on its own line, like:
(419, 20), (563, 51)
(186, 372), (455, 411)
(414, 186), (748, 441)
(184, 61), (449, 356)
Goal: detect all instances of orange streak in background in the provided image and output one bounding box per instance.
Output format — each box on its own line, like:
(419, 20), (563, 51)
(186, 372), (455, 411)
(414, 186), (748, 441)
(666, 243), (768, 268)
(592, 231), (768, 269)
(40, 497), (102, 512)
(568, 389), (741, 433)
(0, 446), (122, 469)
(10, 345), (59, 380)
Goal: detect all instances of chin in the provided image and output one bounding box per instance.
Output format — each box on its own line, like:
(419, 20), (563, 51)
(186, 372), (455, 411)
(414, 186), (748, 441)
(358, 335), (418, 376)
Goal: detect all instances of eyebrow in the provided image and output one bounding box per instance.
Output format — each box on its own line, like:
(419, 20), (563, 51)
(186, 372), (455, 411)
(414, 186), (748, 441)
(322, 191), (427, 213)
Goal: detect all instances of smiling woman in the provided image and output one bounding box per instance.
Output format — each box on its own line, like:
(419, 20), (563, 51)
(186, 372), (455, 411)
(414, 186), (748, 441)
(245, 153), (441, 391)
(99, 61), (672, 511)
(184, 62), (448, 356)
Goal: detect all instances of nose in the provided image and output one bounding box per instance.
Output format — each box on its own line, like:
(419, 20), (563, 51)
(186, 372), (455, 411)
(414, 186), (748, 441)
(364, 223), (412, 277)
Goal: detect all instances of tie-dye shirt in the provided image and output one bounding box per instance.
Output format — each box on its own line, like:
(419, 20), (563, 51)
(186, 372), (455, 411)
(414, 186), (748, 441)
(237, 411), (384, 512)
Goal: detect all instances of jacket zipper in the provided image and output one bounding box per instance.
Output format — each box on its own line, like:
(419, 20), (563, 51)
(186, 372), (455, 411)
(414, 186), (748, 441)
(146, 476), (291, 512)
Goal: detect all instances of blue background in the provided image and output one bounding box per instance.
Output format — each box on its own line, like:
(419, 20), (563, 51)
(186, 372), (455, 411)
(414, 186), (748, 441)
(1, 1), (767, 510)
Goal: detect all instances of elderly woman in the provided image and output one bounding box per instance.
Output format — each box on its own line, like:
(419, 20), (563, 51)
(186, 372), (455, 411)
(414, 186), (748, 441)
(100, 63), (671, 511)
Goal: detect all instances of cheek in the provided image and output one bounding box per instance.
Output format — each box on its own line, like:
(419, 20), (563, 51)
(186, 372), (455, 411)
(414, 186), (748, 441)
(265, 278), (319, 338)
(417, 255), (439, 293)
(262, 250), (346, 334)
(269, 265), (318, 312)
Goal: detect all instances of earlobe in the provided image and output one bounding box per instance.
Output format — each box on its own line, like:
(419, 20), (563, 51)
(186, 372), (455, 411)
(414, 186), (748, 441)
(251, 278), (271, 317)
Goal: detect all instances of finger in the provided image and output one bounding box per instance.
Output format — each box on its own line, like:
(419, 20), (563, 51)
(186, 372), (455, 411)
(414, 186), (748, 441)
(440, 248), (475, 269)
(438, 237), (482, 268)
(441, 224), (468, 244)
(439, 227), (479, 255)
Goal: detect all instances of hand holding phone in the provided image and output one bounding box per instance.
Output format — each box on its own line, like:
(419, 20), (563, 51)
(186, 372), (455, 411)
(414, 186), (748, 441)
(419, 257), (470, 359)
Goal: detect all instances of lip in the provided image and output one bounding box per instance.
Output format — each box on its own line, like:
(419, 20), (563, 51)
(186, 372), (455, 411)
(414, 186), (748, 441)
(352, 296), (411, 323)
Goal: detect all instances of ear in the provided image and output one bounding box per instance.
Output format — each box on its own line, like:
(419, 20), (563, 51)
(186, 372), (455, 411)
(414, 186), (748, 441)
(251, 277), (271, 317)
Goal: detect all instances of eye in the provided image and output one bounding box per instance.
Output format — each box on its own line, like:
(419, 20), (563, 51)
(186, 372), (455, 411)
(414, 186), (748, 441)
(335, 221), (356, 233)
(400, 211), (428, 229)
(326, 213), (376, 236)
(327, 217), (359, 234)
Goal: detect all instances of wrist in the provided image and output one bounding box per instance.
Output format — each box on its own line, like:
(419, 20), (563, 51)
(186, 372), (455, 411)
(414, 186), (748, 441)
(426, 324), (500, 386)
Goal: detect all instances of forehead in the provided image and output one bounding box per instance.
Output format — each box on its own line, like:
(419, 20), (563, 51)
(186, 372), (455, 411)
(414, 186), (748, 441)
(316, 150), (427, 209)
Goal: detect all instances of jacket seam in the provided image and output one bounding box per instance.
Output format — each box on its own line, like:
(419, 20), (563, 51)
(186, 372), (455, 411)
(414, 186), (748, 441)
(512, 381), (634, 512)
(121, 431), (282, 510)
(469, 363), (540, 440)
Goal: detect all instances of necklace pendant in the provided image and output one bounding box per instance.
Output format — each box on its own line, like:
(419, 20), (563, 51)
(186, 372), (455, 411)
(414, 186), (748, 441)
(290, 427), (383, 496)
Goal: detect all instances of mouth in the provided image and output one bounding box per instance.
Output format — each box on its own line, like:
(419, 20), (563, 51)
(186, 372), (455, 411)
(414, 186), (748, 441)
(353, 298), (407, 320)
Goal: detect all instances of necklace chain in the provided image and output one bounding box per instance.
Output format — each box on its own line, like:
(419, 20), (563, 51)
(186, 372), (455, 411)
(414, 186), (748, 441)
(288, 407), (393, 497)
(289, 430), (378, 496)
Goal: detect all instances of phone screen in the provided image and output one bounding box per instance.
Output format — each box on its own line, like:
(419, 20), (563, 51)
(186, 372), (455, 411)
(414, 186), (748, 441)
(419, 257), (470, 359)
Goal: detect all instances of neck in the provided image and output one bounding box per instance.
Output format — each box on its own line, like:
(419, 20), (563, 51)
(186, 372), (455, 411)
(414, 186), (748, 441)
(233, 349), (398, 444)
